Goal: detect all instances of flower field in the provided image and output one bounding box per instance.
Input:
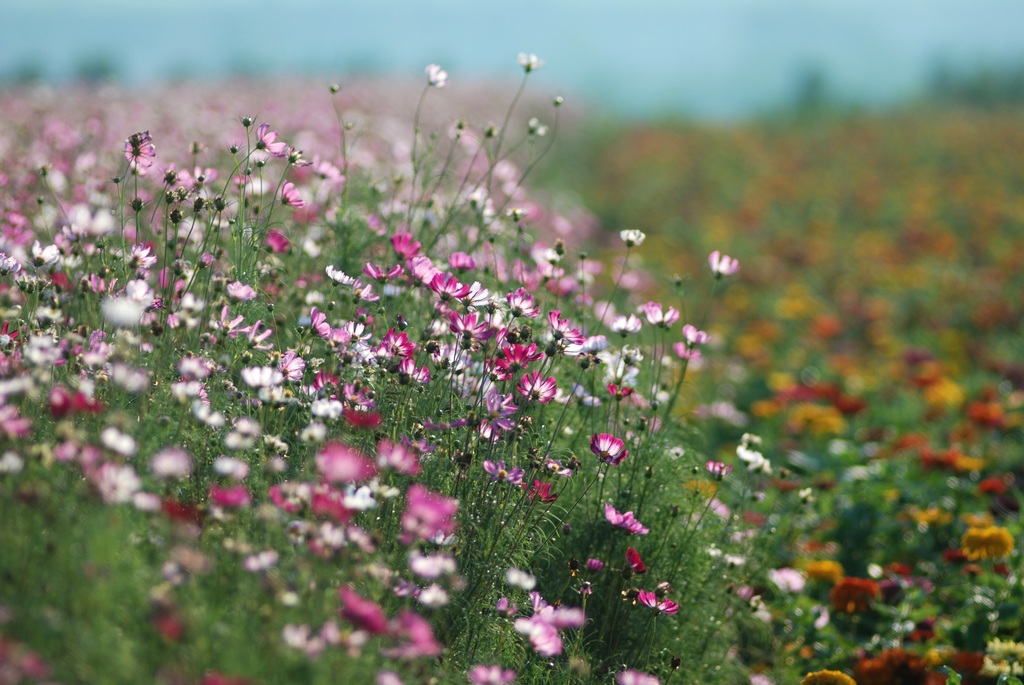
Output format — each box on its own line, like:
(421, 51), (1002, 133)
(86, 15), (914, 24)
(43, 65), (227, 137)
(0, 60), (1022, 685)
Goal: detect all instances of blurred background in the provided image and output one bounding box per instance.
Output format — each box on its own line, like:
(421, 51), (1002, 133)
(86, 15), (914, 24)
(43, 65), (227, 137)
(5, 0), (1024, 120)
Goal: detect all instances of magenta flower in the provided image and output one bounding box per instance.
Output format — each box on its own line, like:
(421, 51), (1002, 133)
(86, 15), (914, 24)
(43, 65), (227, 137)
(517, 370), (557, 404)
(316, 442), (377, 484)
(708, 250), (740, 277)
(401, 484), (458, 545)
(637, 590), (678, 615)
(605, 504), (649, 535)
(547, 309), (584, 347)
(429, 272), (471, 301)
(338, 586), (388, 635)
(449, 311), (494, 343)
(392, 233), (422, 260)
(590, 433), (628, 466)
(209, 483), (251, 509)
(468, 665), (516, 684)
(493, 343), (543, 380)
(376, 328), (416, 359)
(586, 558), (604, 571)
(483, 460), (525, 486)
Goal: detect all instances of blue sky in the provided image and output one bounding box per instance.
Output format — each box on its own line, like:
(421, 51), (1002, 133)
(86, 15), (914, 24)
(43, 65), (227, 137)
(4, 0), (1024, 118)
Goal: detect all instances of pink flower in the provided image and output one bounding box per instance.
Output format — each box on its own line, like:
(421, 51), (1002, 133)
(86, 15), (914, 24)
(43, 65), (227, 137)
(265, 229), (290, 253)
(639, 301), (680, 327)
(392, 233), (422, 260)
(449, 311), (494, 343)
(493, 343), (543, 380)
(708, 250), (739, 277)
(483, 460), (525, 485)
(401, 484), (458, 544)
(506, 288), (539, 318)
(382, 610), (441, 660)
(468, 665), (516, 684)
(316, 442), (377, 483)
(338, 585), (389, 634)
(0, 403), (31, 436)
(377, 440), (421, 476)
(150, 446), (192, 479)
(124, 131), (156, 169)
(605, 504), (649, 535)
(590, 433), (628, 466)
(517, 370), (557, 404)
(637, 590), (678, 615)
(255, 123), (289, 158)
(448, 252), (476, 271)
(279, 181), (304, 209)
(617, 670), (661, 685)
(705, 460), (733, 480)
(768, 567), (806, 593)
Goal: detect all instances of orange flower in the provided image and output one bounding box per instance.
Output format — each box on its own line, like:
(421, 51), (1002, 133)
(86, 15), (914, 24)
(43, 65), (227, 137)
(829, 577), (879, 614)
(853, 648), (928, 685)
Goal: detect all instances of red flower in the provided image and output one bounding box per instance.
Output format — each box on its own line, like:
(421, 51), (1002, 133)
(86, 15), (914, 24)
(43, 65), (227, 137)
(625, 547), (647, 574)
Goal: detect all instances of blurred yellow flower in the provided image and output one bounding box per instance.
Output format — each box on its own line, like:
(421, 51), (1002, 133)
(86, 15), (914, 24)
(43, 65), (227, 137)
(908, 506), (952, 527)
(954, 455), (986, 473)
(961, 525), (1014, 560)
(788, 403), (846, 436)
(924, 377), (965, 408)
(684, 480), (717, 498)
(960, 512), (995, 528)
(804, 559), (844, 583)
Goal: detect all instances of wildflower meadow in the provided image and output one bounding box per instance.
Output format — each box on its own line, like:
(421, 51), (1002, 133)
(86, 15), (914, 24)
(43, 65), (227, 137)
(1, 57), (1022, 685)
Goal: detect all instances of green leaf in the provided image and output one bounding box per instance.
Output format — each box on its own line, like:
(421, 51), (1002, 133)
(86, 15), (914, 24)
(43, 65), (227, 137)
(938, 666), (962, 685)
(996, 675), (1024, 685)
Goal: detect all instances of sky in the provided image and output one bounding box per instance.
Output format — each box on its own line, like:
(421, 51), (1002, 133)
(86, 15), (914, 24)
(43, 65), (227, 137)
(4, 0), (1024, 119)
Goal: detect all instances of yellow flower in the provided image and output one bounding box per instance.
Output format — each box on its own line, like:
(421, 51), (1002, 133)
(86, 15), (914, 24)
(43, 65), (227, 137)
(960, 512), (994, 528)
(908, 506), (953, 528)
(960, 525), (1014, 560)
(804, 559), (845, 584)
(924, 376), (965, 408)
(788, 403), (847, 436)
(801, 671), (855, 685)
(954, 455), (987, 472)
(924, 646), (955, 667)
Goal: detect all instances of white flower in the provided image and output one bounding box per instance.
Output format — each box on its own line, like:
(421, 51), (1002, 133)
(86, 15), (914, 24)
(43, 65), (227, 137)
(425, 63), (448, 88)
(418, 584), (449, 608)
(101, 297), (145, 328)
(240, 366), (284, 389)
(102, 426), (137, 457)
(213, 455), (249, 480)
(517, 52), (544, 73)
(505, 567), (537, 591)
(619, 229), (646, 247)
